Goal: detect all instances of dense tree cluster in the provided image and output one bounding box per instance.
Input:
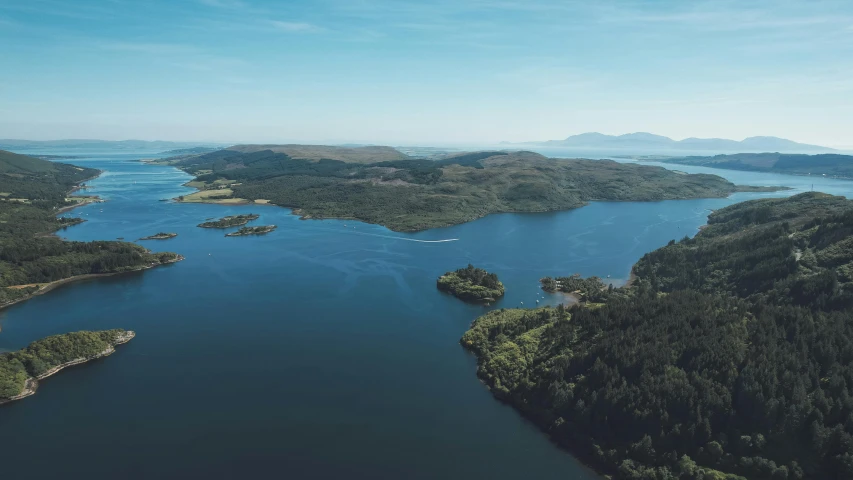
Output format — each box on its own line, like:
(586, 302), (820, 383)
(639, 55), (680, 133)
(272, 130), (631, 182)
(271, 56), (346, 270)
(463, 192), (853, 479)
(160, 148), (753, 232)
(0, 330), (131, 400)
(437, 264), (505, 302)
(634, 192), (853, 311)
(197, 214), (259, 228)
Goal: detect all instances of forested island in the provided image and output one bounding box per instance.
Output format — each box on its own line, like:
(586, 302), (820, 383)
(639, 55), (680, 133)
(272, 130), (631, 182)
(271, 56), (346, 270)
(437, 264), (505, 302)
(197, 214), (259, 228)
(0, 329), (134, 404)
(151, 145), (777, 232)
(647, 153), (853, 179)
(139, 232), (177, 240)
(0, 149), (182, 308)
(225, 225), (276, 236)
(463, 192), (853, 479)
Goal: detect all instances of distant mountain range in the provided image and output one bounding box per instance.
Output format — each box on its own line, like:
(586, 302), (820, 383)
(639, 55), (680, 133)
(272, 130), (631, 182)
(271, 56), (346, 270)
(513, 132), (836, 153)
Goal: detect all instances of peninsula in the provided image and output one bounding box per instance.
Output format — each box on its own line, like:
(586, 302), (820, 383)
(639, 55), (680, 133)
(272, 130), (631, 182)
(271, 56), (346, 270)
(152, 144), (779, 232)
(540, 274), (612, 304)
(197, 214), (259, 228)
(139, 232), (177, 240)
(644, 152), (853, 179)
(0, 329), (134, 405)
(225, 225), (276, 236)
(0, 150), (182, 309)
(437, 264), (505, 303)
(463, 192), (853, 480)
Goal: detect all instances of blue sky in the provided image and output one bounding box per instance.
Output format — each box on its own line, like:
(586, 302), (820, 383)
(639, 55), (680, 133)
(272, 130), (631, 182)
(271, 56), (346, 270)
(1, 0), (852, 146)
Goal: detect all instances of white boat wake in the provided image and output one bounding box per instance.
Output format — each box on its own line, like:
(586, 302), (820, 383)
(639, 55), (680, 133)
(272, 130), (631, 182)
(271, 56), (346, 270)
(347, 231), (459, 243)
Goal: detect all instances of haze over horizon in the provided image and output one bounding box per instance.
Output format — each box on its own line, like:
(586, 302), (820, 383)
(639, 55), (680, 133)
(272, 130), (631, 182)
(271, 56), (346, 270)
(1, 0), (852, 147)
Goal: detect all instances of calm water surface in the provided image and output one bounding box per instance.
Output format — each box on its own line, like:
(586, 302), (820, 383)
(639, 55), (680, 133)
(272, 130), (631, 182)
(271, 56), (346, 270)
(1, 150), (852, 479)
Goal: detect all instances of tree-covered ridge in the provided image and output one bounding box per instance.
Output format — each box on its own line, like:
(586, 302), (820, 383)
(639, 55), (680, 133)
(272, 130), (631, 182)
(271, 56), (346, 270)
(634, 191), (853, 311)
(224, 144), (411, 163)
(0, 329), (133, 401)
(463, 192), (853, 479)
(159, 147), (768, 232)
(656, 153), (853, 179)
(0, 149), (98, 203)
(437, 264), (505, 302)
(0, 150), (181, 307)
(197, 214), (259, 228)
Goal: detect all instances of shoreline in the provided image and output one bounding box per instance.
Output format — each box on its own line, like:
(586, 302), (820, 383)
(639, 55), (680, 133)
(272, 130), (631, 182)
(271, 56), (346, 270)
(0, 331), (135, 406)
(622, 270), (638, 289)
(56, 170), (105, 215)
(0, 255), (184, 312)
(544, 270), (636, 306)
(3, 169), (185, 312)
(139, 233), (178, 240)
(553, 290), (581, 305)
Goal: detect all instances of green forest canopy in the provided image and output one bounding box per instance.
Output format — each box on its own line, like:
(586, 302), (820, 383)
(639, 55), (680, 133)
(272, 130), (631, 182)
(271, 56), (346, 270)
(463, 192), (853, 480)
(0, 330), (131, 400)
(437, 264), (505, 302)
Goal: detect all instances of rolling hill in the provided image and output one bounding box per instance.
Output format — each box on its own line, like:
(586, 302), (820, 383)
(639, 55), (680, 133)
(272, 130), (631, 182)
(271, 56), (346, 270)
(155, 146), (780, 231)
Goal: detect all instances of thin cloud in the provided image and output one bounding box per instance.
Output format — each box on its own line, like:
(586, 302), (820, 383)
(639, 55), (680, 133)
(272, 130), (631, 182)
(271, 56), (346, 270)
(599, 1), (853, 32)
(197, 0), (247, 9)
(271, 21), (324, 33)
(100, 42), (199, 55)
(0, 2), (107, 20)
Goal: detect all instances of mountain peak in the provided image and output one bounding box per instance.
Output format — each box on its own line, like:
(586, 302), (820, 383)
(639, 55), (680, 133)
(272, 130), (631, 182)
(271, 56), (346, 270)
(538, 132), (833, 153)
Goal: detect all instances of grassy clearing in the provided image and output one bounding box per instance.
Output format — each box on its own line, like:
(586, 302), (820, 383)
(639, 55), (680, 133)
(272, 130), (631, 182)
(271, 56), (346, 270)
(179, 188), (248, 204)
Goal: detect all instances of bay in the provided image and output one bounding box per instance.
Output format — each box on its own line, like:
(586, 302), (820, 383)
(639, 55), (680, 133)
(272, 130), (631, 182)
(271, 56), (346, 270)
(1, 150), (852, 479)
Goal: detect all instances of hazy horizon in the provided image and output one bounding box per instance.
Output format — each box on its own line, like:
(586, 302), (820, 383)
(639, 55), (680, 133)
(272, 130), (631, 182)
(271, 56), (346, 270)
(2, 0), (852, 147)
(0, 132), (848, 151)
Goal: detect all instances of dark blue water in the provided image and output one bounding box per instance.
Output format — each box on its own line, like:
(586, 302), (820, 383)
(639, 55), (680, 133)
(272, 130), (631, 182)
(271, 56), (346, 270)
(1, 151), (852, 479)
